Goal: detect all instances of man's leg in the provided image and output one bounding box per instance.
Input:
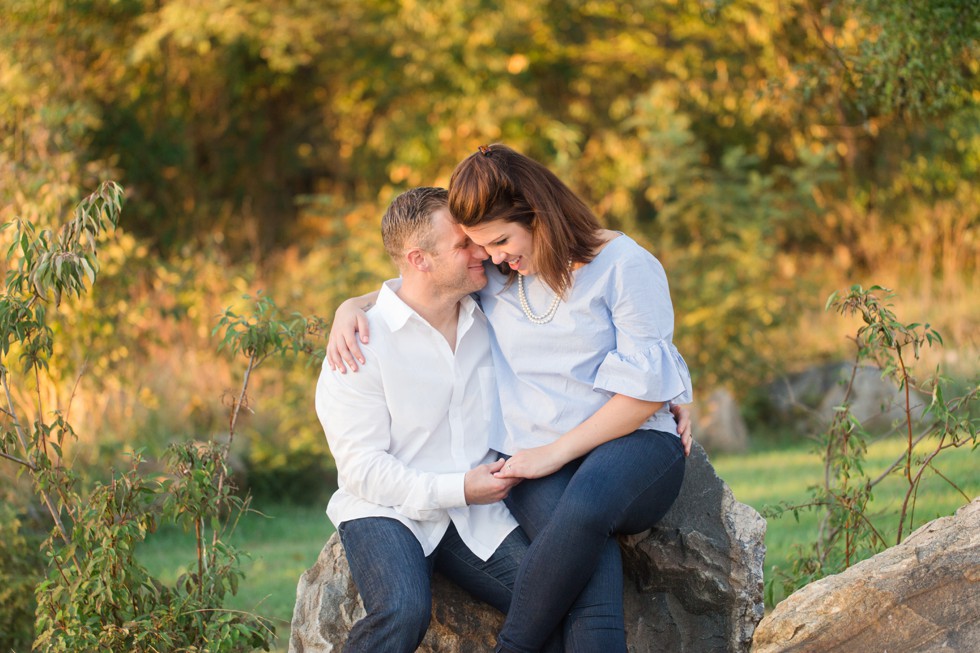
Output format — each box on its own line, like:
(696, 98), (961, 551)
(434, 523), (527, 613)
(338, 517), (434, 653)
(435, 523), (562, 653)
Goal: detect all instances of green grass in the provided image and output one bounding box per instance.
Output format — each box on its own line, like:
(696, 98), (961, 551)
(713, 435), (979, 605)
(138, 502), (334, 653)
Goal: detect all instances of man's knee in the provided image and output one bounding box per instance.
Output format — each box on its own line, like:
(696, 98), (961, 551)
(350, 596), (431, 652)
(384, 594), (431, 635)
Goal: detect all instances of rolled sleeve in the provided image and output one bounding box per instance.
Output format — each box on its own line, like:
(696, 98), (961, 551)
(594, 339), (694, 404)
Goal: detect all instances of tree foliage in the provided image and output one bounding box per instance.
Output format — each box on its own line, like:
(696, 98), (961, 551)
(3, 0), (976, 392)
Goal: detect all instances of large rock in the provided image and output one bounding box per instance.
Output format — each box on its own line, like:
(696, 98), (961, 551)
(752, 497), (980, 652)
(763, 363), (928, 435)
(289, 443), (766, 653)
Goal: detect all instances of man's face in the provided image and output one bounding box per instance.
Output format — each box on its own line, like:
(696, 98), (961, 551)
(423, 208), (489, 297)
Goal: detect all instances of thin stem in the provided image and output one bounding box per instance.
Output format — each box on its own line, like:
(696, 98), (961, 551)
(65, 359), (87, 423)
(195, 516), (204, 599)
(897, 432), (950, 545)
(896, 346), (914, 485)
(228, 353), (257, 448)
(213, 352), (258, 526)
(826, 488), (888, 552)
(34, 364), (49, 460)
(928, 463), (971, 502)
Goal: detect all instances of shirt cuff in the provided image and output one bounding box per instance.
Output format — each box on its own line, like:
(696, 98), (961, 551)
(435, 472), (468, 508)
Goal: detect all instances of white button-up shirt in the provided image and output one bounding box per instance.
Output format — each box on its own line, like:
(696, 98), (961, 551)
(316, 279), (517, 560)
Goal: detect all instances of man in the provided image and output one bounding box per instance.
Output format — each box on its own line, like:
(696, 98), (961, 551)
(315, 187), (528, 652)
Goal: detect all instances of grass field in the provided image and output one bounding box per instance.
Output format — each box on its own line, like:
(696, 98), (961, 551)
(712, 435), (979, 604)
(138, 437), (977, 652)
(138, 502), (335, 652)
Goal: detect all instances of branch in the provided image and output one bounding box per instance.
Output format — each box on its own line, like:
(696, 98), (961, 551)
(927, 463), (972, 503)
(824, 353), (862, 490)
(227, 352), (257, 450)
(895, 346), (914, 484)
(0, 449), (36, 470)
(65, 359), (87, 423)
(825, 488), (888, 552)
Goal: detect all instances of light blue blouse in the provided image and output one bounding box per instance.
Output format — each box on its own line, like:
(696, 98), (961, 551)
(478, 234), (693, 455)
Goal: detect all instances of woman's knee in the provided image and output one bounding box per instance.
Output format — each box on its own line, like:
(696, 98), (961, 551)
(620, 454), (685, 533)
(554, 491), (616, 536)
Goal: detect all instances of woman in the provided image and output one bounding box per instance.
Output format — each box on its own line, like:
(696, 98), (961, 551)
(329, 144), (693, 652)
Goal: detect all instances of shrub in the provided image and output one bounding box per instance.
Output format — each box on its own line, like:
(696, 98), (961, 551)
(0, 183), (322, 651)
(764, 285), (979, 598)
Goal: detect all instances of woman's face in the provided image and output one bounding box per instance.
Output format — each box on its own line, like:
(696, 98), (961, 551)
(461, 219), (536, 275)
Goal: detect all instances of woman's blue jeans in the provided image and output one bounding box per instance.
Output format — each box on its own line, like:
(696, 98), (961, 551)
(338, 518), (529, 653)
(497, 429), (686, 653)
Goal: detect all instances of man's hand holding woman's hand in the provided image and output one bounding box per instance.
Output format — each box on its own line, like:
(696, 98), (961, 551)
(464, 459), (521, 504)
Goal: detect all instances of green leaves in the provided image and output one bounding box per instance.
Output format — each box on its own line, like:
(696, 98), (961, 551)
(215, 291), (327, 366)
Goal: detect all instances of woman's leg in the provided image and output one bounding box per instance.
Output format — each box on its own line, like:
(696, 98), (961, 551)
(497, 430), (686, 653)
(561, 538), (625, 653)
(436, 524), (562, 653)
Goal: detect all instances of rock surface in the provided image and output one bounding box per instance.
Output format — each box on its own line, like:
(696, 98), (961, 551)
(289, 443), (766, 653)
(752, 497), (980, 653)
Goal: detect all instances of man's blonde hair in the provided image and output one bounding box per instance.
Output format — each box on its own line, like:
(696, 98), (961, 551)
(381, 187), (449, 266)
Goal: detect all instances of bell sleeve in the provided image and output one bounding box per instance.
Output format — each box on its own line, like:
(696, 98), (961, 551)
(592, 246), (694, 405)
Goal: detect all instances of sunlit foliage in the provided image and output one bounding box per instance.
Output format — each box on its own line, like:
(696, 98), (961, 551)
(3, 0), (976, 394)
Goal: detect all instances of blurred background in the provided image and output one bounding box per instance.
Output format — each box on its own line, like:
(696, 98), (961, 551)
(2, 0), (977, 649)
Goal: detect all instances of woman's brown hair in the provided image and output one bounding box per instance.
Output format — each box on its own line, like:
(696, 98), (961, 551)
(448, 144), (603, 295)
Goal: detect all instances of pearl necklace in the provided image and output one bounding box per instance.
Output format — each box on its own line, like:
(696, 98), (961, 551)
(517, 274), (561, 324)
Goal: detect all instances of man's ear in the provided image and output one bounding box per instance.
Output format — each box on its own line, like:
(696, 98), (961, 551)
(405, 248), (429, 272)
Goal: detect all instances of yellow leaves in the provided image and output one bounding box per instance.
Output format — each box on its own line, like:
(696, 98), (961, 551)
(507, 54), (530, 74)
(388, 164), (412, 184)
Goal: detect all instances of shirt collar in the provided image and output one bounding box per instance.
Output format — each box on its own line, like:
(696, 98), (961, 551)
(375, 278), (480, 334)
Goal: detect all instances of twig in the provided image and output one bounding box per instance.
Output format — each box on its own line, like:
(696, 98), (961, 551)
(927, 463), (972, 503)
(0, 449), (36, 469)
(65, 359), (88, 423)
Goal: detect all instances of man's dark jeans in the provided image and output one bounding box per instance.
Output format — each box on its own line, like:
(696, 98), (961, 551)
(338, 517), (528, 653)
